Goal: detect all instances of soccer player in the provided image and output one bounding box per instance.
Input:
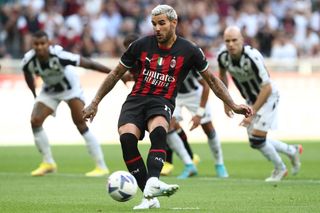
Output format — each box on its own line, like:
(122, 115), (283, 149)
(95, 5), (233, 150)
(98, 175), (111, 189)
(217, 26), (303, 182)
(164, 70), (229, 179)
(123, 33), (199, 180)
(22, 30), (111, 177)
(83, 5), (252, 209)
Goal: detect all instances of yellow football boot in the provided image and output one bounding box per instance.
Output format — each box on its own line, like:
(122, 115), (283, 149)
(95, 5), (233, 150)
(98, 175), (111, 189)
(85, 167), (110, 177)
(31, 162), (57, 176)
(192, 154), (201, 165)
(160, 162), (174, 176)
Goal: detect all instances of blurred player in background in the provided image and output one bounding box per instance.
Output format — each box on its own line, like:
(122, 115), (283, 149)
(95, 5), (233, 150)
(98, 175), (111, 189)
(83, 5), (252, 210)
(218, 26), (303, 182)
(163, 69), (229, 179)
(22, 30), (111, 177)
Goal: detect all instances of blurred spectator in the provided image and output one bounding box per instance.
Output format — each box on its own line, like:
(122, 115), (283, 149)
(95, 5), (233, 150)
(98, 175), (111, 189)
(271, 31), (297, 59)
(17, 2), (45, 53)
(280, 8), (296, 37)
(0, 0), (318, 61)
(240, 3), (259, 38)
(270, 0), (293, 20)
(301, 26), (320, 57)
(310, 5), (320, 33)
(255, 24), (275, 57)
(62, 0), (81, 17)
(292, 3), (311, 55)
(39, 0), (64, 41)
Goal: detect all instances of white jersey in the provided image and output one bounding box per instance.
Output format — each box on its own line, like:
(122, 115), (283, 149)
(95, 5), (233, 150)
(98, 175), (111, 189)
(217, 45), (278, 105)
(22, 45), (81, 93)
(173, 70), (213, 124)
(218, 45), (280, 132)
(21, 45), (84, 113)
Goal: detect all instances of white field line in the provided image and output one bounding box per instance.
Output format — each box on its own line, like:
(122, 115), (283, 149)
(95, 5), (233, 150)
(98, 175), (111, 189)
(0, 172), (319, 184)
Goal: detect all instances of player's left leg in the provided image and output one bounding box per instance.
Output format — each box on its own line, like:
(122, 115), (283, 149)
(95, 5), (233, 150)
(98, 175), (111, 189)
(167, 130), (197, 179)
(30, 102), (57, 176)
(143, 117), (179, 199)
(68, 98), (109, 176)
(202, 122), (228, 178)
(267, 139), (303, 175)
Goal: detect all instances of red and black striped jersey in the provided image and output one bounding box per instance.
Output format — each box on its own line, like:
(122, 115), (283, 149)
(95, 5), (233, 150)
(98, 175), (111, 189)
(120, 35), (209, 104)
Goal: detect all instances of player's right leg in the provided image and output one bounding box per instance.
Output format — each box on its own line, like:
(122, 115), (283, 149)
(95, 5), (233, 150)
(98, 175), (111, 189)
(202, 122), (228, 178)
(68, 98), (109, 177)
(249, 131), (287, 182)
(167, 131), (197, 179)
(30, 102), (57, 176)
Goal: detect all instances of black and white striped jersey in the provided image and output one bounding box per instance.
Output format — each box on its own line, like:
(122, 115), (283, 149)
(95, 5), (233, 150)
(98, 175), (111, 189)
(22, 45), (80, 92)
(178, 69), (202, 94)
(217, 45), (278, 105)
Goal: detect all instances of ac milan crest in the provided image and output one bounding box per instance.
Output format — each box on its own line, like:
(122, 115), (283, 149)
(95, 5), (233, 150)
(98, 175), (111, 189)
(170, 58), (176, 68)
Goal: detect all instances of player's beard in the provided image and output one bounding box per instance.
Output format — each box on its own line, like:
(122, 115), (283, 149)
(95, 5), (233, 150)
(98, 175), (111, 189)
(157, 26), (175, 44)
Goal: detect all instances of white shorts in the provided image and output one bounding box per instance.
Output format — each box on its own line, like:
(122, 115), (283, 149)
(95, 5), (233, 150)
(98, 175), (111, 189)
(35, 85), (85, 115)
(247, 93), (280, 134)
(173, 89), (212, 124)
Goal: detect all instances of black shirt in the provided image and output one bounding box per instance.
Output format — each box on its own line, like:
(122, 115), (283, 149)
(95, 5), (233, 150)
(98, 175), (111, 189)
(120, 35), (208, 104)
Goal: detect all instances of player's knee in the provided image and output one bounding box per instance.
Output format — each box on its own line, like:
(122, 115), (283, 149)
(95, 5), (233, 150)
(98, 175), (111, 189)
(32, 126), (43, 133)
(207, 128), (216, 139)
(30, 115), (44, 127)
(149, 126), (167, 150)
(119, 133), (139, 161)
(73, 118), (86, 131)
(249, 135), (266, 149)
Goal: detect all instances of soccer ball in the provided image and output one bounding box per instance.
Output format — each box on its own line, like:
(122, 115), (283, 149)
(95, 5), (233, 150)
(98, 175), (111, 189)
(107, 171), (138, 202)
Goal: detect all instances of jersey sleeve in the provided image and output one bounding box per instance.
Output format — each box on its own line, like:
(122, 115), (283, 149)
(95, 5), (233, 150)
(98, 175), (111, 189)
(21, 50), (34, 73)
(217, 46), (228, 69)
(52, 45), (80, 66)
(192, 46), (209, 73)
(250, 49), (270, 85)
(120, 40), (138, 69)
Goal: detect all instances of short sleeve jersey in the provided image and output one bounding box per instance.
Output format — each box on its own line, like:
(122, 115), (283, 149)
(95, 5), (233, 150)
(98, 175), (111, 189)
(120, 35), (209, 104)
(22, 45), (80, 91)
(217, 45), (275, 104)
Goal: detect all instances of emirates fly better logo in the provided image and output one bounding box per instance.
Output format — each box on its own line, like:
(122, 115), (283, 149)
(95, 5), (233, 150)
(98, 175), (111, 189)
(143, 57), (176, 87)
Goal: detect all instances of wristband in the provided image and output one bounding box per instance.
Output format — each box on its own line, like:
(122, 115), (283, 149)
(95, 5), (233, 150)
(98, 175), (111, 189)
(196, 107), (205, 117)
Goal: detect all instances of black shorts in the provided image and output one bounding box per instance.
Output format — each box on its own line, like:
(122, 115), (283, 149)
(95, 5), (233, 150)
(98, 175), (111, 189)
(118, 95), (174, 140)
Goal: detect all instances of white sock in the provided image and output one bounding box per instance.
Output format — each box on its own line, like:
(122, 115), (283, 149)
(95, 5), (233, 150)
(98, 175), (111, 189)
(82, 130), (107, 169)
(32, 127), (55, 164)
(167, 131), (193, 165)
(267, 138), (296, 157)
(207, 131), (224, 165)
(259, 141), (286, 170)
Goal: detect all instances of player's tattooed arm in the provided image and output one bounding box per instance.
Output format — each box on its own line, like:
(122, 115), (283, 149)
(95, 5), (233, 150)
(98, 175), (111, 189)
(79, 57), (112, 74)
(83, 63), (127, 122)
(201, 68), (253, 117)
(93, 63), (127, 104)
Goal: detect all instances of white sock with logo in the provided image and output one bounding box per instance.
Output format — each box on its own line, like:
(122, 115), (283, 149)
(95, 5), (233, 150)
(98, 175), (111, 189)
(259, 141), (286, 170)
(267, 139), (296, 157)
(207, 131), (224, 165)
(167, 131), (193, 165)
(33, 127), (55, 164)
(82, 130), (107, 169)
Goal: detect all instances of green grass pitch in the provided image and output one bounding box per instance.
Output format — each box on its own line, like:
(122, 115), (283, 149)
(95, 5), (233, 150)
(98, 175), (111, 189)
(0, 141), (319, 212)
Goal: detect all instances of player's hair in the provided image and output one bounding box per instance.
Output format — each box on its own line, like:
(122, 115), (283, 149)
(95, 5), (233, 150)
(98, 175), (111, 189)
(123, 33), (140, 49)
(151, 4), (178, 21)
(32, 30), (49, 39)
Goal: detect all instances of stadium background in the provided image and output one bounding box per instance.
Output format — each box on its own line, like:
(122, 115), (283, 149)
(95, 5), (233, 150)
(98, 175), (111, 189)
(0, 0), (320, 145)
